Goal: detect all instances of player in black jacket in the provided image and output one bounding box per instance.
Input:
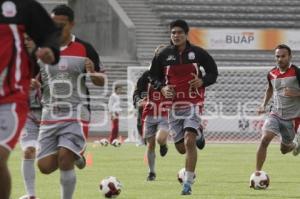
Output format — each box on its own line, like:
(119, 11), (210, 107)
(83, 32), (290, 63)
(149, 19), (218, 195)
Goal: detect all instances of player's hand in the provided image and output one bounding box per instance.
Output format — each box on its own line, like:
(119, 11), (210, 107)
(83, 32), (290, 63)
(161, 85), (176, 99)
(137, 98), (146, 107)
(85, 58), (95, 73)
(36, 47), (55, 64)
(30, 78), (41, 90)
(257, 105), (266, 115)
(284, 87), (300, 97)
(189, 73), (203, 90)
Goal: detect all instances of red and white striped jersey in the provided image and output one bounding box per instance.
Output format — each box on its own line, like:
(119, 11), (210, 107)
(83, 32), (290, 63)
(0, 0), (60, 105)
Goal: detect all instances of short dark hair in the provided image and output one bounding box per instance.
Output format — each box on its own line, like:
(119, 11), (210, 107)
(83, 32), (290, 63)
(52, 4), (74, 22)
(169, 19), (189, 34)
(114, 85), (122, 92)
(275, 44), (291, 55)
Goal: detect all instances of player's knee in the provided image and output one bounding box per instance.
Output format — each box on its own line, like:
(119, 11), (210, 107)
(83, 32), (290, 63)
(38, 163), (55, 174)
(184, 135), (196, 148)
(24, 147), (36, 159)
(175, 141), (185, 154)
(147, 141), (155, 151)
(58, 151), (76, 170)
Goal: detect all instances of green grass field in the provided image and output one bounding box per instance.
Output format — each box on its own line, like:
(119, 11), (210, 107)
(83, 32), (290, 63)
(9, 143), (300, 199)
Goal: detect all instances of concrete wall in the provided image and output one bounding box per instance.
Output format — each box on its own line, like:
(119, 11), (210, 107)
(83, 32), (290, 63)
(68, 0), (136, 59)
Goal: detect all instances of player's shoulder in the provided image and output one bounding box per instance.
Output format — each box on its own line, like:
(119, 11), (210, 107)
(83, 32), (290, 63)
(189, 43), (208, 54)
(75, 37), (92, 48)
(74, 37), (97, 53)
(268, 66), (278, 73)
(156, 45), (173, 56)
(291, 64), (300, 69)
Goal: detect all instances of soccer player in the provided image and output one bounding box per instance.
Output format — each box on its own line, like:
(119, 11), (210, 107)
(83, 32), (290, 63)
(19, 34), (42, 199)
(149, 19), (218, 195)
(133, 69), (170, 181)
(0, 1), (60, 198)
(36, 4), (105, 199)
(254, 44), (300, 176)
(108, 85), (122, 144)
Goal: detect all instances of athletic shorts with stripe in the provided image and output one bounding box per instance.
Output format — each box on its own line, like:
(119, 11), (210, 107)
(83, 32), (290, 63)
(262, 114), (300, 145)
(168, 105), (202, 143)
(20, 109), (41, 150)
(143, 115), (169, 139)
(0, 103), (28, 151)
(36, 121), (89, 160)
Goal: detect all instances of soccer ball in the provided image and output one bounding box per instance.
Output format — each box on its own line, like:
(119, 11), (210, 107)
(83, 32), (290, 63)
(99, 176), (122, 198)
(177, 168), (196, 184)
(100, 138), (109, 147)
(111, 139), (121, 147)
(249, 171), (270, 190)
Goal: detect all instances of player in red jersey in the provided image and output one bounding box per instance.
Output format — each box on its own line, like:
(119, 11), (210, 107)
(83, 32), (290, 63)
(254, 44), (300, 176)
(149, 19), (218, 195)
(0, 1), (60, 198)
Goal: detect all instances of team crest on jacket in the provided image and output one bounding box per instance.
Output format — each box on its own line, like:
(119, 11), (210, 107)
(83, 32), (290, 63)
(188, 52), (195, 60)
(166, 55), (176, 61)
(1, 1), (17, 18)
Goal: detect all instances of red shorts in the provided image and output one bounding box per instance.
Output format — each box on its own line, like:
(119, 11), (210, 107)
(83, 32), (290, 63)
(0, 103), (28, 151)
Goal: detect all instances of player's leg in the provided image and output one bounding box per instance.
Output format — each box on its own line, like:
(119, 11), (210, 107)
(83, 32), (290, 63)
(146, 135), (156, 181)
(109, 115), (119, 144)
(37, 124), (59, 174)
(20, 113), (40, 199)
(0, 146), (10, 199)
(156, 117), (169, 157)
(256, 115), (279, 171)
(57, 121), (87, 199)
(181, 128), (197, 195)
(277, 119), (299, 154)
(74, 122), (89, 169)
(58, 147), (76, 199)
(256, 131), (275, 171)
(0, 103), (28, 199)
(169, 110), (185, 154)
(293, 118), (300, 155)
(196, 124), (205, 150)
(144, 116), (158, 181)
(181, 105), (201, 195)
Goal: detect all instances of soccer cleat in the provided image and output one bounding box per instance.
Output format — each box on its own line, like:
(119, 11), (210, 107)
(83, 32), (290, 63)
(75, 155), (86, 169)
(196, 130), (206, 150)
(159, 144), (168, 157)
(181, 183), (192, 195)
(18, 195), (39, 199)
(147, 172), (156, 181)
(293, 133), (300, 156)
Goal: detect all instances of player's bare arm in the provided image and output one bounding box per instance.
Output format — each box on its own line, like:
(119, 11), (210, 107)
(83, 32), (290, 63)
(284, 87), (300, 97)
(85, 58), (106, 86)
(257, 83), (273, 115)
(35, 47), (56, 64)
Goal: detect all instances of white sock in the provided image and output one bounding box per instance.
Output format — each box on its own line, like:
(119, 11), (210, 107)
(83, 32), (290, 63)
(22, 159), (36, 196)
(184, 170), (195, 185)
(147, 151), (156, 173)
(293, 139), (299, 149)
(60, 169), (76, 199)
